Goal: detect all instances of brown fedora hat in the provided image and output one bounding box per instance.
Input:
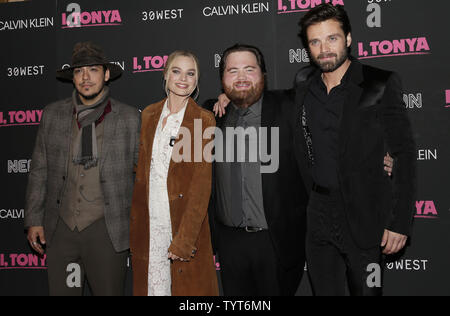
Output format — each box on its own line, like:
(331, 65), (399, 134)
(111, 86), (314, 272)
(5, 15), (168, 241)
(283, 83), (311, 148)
(56, 41), (122, 81)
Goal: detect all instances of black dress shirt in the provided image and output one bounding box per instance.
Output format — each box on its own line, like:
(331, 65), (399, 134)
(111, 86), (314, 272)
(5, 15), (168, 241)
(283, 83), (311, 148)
(305, 62), (354, 189)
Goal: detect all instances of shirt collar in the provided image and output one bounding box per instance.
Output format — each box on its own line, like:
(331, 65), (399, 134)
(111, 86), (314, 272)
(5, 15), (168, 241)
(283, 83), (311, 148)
(314, 58), (355, 89)
(231, 96), (263, 117)
(162, 98), (188, 120)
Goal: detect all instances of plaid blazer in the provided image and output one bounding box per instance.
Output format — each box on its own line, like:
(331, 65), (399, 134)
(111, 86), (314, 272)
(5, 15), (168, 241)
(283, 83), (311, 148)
(24, 97), (141, 252)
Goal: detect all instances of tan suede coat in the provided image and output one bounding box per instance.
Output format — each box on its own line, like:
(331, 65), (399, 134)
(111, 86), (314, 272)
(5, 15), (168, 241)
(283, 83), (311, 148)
(130, 98), (218, 296)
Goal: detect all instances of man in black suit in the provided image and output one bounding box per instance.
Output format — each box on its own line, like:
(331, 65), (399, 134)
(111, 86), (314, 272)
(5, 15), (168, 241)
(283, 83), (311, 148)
(208, 43), (396, 296)
(295, 4), (416, 295)
(205, 44), (309, 295)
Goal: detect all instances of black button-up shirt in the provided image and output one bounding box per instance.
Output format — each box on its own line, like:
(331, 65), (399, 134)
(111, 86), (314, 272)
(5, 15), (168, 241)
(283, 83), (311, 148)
(305, 62), (353, 189)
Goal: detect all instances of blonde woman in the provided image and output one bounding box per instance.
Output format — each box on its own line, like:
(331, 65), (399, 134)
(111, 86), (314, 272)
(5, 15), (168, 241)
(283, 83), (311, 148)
(130, 51), (218, 296)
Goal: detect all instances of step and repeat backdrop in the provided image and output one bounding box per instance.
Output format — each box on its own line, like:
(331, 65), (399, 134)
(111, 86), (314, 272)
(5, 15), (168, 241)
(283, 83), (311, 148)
(0, 0), (449, 296)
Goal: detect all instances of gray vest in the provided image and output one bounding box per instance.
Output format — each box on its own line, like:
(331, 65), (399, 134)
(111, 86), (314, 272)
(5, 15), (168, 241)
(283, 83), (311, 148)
(60, 117), (105, 231)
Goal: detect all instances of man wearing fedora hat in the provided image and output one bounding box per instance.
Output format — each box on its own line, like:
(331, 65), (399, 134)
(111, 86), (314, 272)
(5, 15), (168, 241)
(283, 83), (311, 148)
(24, 42), (140, 296)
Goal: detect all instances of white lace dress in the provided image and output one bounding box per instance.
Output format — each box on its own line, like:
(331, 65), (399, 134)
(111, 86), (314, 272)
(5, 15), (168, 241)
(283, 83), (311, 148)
(148, 100), (187, 296)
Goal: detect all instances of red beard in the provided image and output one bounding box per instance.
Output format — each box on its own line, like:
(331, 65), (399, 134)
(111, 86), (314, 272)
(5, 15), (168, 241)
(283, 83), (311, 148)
(223, 79), (265, 108)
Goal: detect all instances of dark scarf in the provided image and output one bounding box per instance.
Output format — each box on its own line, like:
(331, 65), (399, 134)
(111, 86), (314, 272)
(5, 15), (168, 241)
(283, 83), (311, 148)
(72, 86), (111, 169)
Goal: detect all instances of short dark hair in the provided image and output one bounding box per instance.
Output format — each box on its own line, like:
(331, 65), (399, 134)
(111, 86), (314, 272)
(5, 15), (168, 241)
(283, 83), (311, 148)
(219, 43), (267, 80)
(299, 4), (352, 48)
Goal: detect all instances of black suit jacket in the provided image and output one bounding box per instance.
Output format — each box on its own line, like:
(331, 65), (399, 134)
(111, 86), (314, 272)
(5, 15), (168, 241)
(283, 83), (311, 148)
(294, 60), (416, 249)
(204, 90), (309, 293)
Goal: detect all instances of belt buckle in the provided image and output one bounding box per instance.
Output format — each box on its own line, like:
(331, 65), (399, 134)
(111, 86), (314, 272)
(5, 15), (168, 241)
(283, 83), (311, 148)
(245, 226), (262, 233)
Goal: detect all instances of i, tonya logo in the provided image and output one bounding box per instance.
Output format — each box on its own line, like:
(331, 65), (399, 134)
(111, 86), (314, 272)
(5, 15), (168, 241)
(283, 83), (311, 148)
(358, 37), (431, 59)
(277, 0), (344, 14)
(0, 253), (47, 270)
(415, 201), (439, 219)
(0, 109), (43, 128)
(62, 3), (122, 28)
(132, 55), (169, 73)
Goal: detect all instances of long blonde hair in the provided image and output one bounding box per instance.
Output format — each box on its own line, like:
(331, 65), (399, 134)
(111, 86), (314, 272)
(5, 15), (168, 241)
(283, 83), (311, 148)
(163, 50), (200, 100)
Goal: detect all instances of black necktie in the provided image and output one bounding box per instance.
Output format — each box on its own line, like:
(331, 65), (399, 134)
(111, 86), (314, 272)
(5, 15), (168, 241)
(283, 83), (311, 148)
(230, 107), (248, 227)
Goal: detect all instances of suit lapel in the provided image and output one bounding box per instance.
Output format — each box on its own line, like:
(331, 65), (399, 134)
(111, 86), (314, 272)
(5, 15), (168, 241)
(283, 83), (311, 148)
(338, 84), (363, 160)
(338, 61), (364, 160)
(295, 75), (318, 168)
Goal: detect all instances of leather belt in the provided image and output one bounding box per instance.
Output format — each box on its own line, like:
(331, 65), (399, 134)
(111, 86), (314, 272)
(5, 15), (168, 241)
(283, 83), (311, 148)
(312, 182), (331, 195)
(221, 223), (266, 233)
(244, 226), (265, 233)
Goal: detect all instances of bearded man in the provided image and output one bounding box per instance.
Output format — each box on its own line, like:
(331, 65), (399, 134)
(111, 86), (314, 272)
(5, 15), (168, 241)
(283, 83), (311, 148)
(207, 41), (397, 296)
(205, 44), (310, 296)
(294, 4), (416, 296)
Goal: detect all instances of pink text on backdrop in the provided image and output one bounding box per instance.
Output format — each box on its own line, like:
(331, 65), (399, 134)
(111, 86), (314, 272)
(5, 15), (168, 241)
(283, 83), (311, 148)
(0, 110), (43, 127)
(415, 201), (439, 219)
(62, 10), (122, 28)
(133, 56), (169, 73)
(358, 37), (431, 59)
(277, 0), (344, 14)
(0, 253), (47, 269)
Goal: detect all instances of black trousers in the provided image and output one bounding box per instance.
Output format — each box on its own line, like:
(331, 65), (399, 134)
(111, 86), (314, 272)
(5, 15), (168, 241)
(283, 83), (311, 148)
(306, 190), (383, 296)
(46, 218), (128, 296)
(217, 224), (303, 296)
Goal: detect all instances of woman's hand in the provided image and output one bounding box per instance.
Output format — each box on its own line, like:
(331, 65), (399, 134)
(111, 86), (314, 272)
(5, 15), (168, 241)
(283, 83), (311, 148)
(168, 251), (188, 262)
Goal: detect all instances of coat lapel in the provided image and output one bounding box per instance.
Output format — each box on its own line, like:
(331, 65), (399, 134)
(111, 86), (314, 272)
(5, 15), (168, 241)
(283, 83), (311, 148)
(100, 101), (117, 170)
(294, 81), (309, 155)
(261, 92), (275, 156)
(295, 72), (317, 167)
(338, 61), (364, 160)
(168, 98), (196, 177)
(143, 99), (166, 184)
(60, 100), (75, 173)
